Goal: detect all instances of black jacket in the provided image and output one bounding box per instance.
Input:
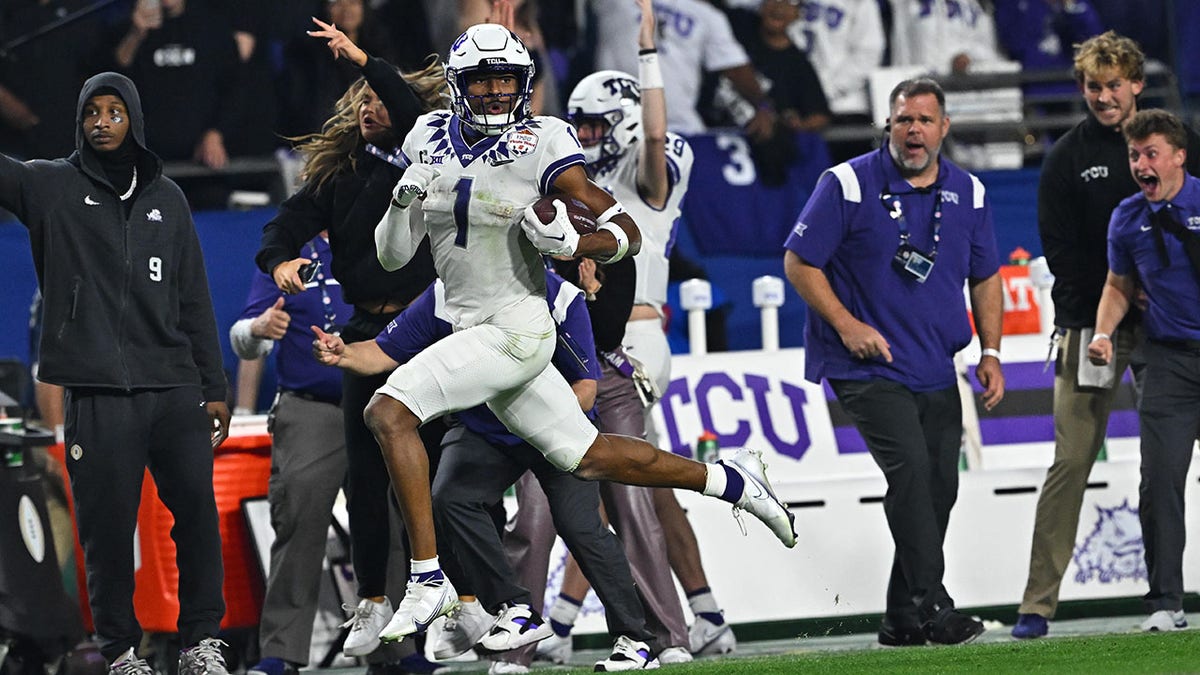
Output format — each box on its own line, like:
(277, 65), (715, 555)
(0, 72), (227, 401)
(1037, 113), (1200, 327)
(256, 57), (437, 310)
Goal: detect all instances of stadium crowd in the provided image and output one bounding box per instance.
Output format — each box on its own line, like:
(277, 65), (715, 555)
(2, 2), (1199, 675)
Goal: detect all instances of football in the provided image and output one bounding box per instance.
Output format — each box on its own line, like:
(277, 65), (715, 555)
(530, 192), (598, 234)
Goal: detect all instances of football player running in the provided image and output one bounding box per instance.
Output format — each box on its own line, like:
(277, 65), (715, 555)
(314, 22), (797, 650)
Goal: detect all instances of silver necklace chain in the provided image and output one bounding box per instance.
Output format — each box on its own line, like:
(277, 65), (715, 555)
(119, 166), (138, 201)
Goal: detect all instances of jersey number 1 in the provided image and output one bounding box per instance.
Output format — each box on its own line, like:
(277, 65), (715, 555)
(453, 176), (473, 248)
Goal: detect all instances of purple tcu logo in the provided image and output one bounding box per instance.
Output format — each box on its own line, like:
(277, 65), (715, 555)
(1072, 499), (1146, 584)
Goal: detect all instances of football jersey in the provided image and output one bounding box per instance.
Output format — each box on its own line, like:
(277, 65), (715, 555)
(590, 133), (694, 310)
(786, 0), (884, 115)
(400, 111), (586, 328)
(592, 0), (749, 135)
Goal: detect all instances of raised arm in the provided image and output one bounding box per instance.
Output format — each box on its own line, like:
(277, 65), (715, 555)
(634, 0), (669, 207)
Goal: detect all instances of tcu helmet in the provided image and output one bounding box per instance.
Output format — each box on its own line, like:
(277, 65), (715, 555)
(446, 24), (535, 136)
(568, 70), (642, 168)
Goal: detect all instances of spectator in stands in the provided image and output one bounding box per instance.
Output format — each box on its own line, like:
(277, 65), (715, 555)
(784, 77), (1004, 647)
(221, 1), (281, 161)
(0, 71), (231, 675)
(1011, 31), (1200, 640)
(591, 0), (777, 141)
(784, 0), (883, 162)
(279, 0), (401, 138)
(1088, 108), (1200, 634)
(1090, 0), (1169, 63)
(718, 0), (830, 185)
(460, 0), (562, 117)
(110, 0), (244, 170)
(993, 0), (1104, 83)
(725, 0), (829, 133)
(0, 0), (105, 160)
(231, 233), (354, 675)
(889, 0), (1011, 74)
(254, 20), (443, 670)
(371, 0), (437, 71)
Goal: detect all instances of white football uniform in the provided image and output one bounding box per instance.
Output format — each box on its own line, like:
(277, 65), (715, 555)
(374, 111), (600, 470)
(786, 0), (884, 116)
(592, 0), (749, 135)
(591, 132), (693, 313)
(591, 133), (693, 398)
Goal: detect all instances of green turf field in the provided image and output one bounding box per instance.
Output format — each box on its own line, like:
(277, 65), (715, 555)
(438, 629), (1200, 674)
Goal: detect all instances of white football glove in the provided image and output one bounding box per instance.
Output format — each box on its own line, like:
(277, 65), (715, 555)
(392, 163), (441, 207)
(522, 200), (580, 257)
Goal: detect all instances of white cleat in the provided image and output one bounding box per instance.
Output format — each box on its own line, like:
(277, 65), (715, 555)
(594, 636), (656, 672)
(1141, 609), (1187, 632)
(656, 646), (693, 664)
(341, 597), (392, 657)
(688, 615), (737, 656)
(430, 598), (494, 660)
(725, 448), (796, 548)
(379, 578), (459, 642)
(478, 604), (553, 652)
(533, 632), (572, 664)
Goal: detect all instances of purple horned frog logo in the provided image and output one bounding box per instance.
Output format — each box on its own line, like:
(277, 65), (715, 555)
(1072, 499), (1146, 584)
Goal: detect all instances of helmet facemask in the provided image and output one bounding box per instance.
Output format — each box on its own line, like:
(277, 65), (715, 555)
(447, 24), (535, 136)
(567, 70), (643, 172)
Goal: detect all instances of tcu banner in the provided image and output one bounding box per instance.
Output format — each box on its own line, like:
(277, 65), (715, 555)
(650, 348), (880, 484)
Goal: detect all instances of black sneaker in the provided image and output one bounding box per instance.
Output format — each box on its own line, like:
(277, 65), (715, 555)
(922, 606), (985, 645)
(877, 616), (927, 647)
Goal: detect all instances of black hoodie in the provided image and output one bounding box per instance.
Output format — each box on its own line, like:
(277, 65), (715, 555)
(0, 72), (227, 401)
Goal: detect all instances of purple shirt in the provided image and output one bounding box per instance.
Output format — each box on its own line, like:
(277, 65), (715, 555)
(783, 148), (1000, 390)
(374, 271), (600, 446)
(1107, 175), (1200, 342)
(237, 236), (350, 402)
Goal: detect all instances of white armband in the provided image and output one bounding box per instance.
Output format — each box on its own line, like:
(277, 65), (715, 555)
(638, 50), (664, 90)
(981, 347), (1001, 360)
(597, 223), (630, 264)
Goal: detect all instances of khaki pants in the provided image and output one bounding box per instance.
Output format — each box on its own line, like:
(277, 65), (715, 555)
(1018, 324), (1142, 617)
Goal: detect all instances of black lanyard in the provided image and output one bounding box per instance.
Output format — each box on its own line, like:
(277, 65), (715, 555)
(880, 189), (943, 258)
(306, 242), (339, 332)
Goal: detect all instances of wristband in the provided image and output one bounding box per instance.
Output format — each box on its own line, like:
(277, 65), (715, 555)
(597, 222), (630, 263)
(596, 202), (627, 225)
(638, 51), (664, 90)
(981, 348), (1001, 360)
(1090, 333), (1110, 343)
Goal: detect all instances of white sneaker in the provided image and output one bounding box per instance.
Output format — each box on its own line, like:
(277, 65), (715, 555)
(177, 638), (230, 675)
(109, 649), (153, 675)
(656, 646), (693, 664)
(533, 632), (572, 664)
(478, 604), (553, 652)
(594, 636), (656, 672)
(487, 661), (530, 674)
(688, 615), (737, 655)
(725, 448), (796, 548)
(431, 599), (495, 659)
(1141, 609), (1188, 632)
(341, 597), (393, 656)
(380, 578), (459, 642)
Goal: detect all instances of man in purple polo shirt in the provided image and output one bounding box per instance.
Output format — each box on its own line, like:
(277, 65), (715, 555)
(1088, 109), (1200, 633)
(783, 77), (1005, 647)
